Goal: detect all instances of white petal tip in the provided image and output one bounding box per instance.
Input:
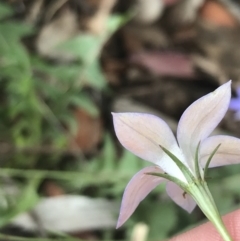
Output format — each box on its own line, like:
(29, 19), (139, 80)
(215, 81), (231, 94)
(116, 221), (122, 229)
(185, 205), (196, 213)
(221, 80), (232, 91)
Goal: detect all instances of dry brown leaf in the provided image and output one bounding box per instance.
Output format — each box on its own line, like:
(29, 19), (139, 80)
(195, 22), (240, 85)
(25, 0), (44, 24)
(131, 51), (195, 78)
(42, 181), (65, 197)
(168, 0), (205, 26)
(199, 0), (238, 27)
(86, 0), (116, 34)
(71, 109), (102, 153)
(45, 0), (68, 22)
(36, 7), (78, 60)
(134, 0), (165, 24)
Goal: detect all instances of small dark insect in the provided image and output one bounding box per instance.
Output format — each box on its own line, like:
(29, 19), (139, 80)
(182, 191), (187, 199)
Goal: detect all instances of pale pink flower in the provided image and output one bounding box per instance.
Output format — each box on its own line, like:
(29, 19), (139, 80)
(112, 81), (240, 228)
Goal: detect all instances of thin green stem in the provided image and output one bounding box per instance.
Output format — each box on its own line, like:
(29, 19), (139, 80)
(204, 144), (221, 178)
(146, 172), (187, 189)
(194, 142), (202, 180)
(0, 168), (128, 184)
(190, 182), (233, 241)
(0, 233), (81, 241)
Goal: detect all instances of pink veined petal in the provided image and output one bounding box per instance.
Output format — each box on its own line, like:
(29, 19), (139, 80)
(200, 135), (240, 168)
(229, 99), (240, 111)
(166, 182), (196, 213)
(112, 112), (187, 181)
(116, 166), (166, 228)
(177, 81), (231, 170)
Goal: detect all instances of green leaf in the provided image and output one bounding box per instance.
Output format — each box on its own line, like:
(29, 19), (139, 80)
(0, 178), (40, 227)
(60, 35), (101, 63)
(106, 13), (132, 34)
(118, 150), (143, 174)
(83, 157), (101, 173)
(148, 202), (177, 239)
(59, 113), (78, 135)
(60, 14), (130, 61)
(32, 57), (79, 82)
(209, 181), (233, 212)
(103, 134), (116, 161)
(222, 174), (240, 194)
(0, 3), (13, 20)
(59, 14), (131, 90)
(0, 22), (33, 40)
(83, 60), (106, 89)
(69, 94), (99, 117)
(136, 201), (178, 240)
(102, 134), (116, 171)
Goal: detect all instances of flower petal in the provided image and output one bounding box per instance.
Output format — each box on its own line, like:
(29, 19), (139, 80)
(166, 182), (196, 213)
(116, 166), (165, 228)
(112, 112), (187, 181)
(177, 81), (231, 169)
(200, 135), (240, 168)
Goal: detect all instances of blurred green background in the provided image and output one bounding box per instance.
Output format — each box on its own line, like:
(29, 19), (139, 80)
(0, 0), (240, 240)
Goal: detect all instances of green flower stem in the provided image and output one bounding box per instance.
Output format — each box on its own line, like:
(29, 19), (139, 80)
(190, 181), (233, 241)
